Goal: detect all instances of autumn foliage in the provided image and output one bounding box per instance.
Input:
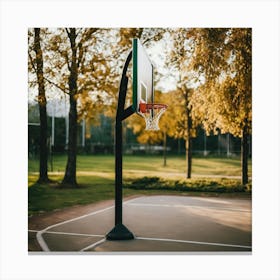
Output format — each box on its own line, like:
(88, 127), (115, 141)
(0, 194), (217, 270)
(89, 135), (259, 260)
(28, 28), (251, 186)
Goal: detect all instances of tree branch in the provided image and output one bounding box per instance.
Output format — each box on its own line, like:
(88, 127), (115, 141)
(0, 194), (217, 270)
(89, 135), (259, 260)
(65, 28), (71, 38)
(77, 42), (83, 69)
(44, 77), (69, 94)
(28, 51), (37, 72)
(76, 28), (99, 68)
(65, 52), (71, 72)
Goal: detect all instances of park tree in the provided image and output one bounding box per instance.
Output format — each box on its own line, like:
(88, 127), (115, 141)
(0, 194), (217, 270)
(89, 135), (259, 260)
(187, 28), (252, 184)
(166, 28), (199, 178)
(42, 28), (118, 187)
(62, 28), (79, 186)
(172, 86), (197, 178)
(35, 28), (165, 188)
(28, 28), (50, 184)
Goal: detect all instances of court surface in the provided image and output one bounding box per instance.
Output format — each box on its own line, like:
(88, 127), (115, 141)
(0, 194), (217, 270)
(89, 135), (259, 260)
(31, 195), (252, 253)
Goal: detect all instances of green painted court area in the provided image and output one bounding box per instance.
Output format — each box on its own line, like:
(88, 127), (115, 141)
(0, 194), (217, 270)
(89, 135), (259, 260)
(28, 155), (251, 216)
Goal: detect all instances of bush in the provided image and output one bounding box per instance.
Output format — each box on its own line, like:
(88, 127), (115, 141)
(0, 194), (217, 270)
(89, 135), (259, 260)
(123, 176), (250, 193)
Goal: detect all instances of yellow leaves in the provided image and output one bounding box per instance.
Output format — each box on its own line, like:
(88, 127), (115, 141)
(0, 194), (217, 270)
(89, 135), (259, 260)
(184, 28), (252, 137)
(28, 27), (252, 147)
(131, 123), (143, 134)
(137, 130), (163, 145)
(119, 28), (143, 47)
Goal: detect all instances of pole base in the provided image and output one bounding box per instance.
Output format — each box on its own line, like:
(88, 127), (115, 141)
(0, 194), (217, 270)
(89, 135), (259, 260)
(106, 223), (134, 240)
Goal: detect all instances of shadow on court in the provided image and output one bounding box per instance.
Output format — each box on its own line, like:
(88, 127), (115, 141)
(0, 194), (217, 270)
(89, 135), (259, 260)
(29, 195), (252, 253)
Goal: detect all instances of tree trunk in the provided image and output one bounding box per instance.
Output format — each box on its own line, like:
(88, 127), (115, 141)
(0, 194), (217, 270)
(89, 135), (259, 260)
(163, 130), (167, 167)
(62, 28), (78, 187)
(185, 88), (192, 179)
(34, 28), (49, 184)
(185, 136), (192, 178)
(241, 124), (249, 185)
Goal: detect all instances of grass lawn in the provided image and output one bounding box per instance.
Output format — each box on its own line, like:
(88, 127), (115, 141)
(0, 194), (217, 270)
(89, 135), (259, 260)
(28, 154), (252, 216)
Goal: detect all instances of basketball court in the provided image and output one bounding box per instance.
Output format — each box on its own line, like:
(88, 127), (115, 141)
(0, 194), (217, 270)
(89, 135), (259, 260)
(29, 39), (251, 253)
(29, 195), (252, 253)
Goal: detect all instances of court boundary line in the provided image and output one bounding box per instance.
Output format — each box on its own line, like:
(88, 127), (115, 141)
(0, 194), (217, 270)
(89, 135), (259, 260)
(36, 205), (114, 251)
(81, 238), (106, 252)
(31, 230), (251, 250)
(37, 230), (104, 238)
(30, 229), (105, 238)
(135, 237), (251, 249)
(36, 197), (140, 251)
(81, 236), (251, 252)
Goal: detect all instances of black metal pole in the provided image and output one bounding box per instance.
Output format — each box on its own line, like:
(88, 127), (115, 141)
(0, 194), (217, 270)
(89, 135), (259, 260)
(106, 51), (134, 240)
(115, 120), (123, 225)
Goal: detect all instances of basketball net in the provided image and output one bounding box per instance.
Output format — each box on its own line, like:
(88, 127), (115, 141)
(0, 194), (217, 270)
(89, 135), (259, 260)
(139, 103), (168, 131)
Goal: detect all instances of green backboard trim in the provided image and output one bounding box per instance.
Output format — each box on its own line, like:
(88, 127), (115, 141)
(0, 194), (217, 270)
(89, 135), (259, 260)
(132, 38), (138, 112)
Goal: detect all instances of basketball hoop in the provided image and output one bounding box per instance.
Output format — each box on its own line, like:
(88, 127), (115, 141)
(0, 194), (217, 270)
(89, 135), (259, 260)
(138, 103), (168, 131)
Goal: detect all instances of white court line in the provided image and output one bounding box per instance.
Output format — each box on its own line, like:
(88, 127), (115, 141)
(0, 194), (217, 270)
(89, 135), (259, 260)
(31, 229), (251, 251)
(81, 238), (106, 252)
(35, 196), (251, 252)
(30, 229), (104, 238)
(30, 228), (251, 250)
(126, 202), (251, 213)
(136, 237), (252, 249)
(81, 236), (251, 251)
(36, 197), (140, 251)
(36, 205), (114, 251)
(42, 230), (104, 238)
